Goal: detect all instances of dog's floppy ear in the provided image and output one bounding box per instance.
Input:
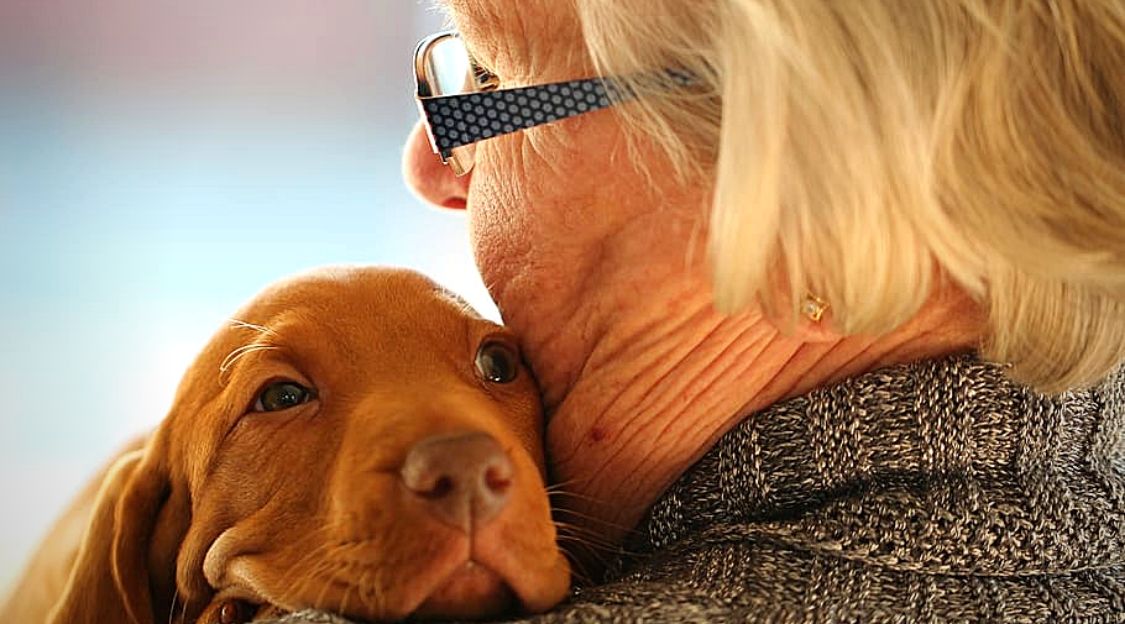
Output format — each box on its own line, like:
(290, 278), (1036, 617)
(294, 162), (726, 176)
(49, 433), (191, 624)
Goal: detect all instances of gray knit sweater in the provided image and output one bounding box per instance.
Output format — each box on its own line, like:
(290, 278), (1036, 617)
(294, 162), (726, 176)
(270, 354), (1125, 623)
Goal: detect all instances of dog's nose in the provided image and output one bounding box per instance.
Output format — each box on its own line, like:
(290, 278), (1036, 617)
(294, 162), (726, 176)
(400, 432), (513, 531)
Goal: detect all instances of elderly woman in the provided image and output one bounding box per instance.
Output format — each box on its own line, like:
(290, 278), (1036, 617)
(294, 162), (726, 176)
(311, 0), (1123, 621)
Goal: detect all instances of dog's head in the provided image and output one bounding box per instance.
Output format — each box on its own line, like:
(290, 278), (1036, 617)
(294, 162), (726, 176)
(51, 267), (570, 624)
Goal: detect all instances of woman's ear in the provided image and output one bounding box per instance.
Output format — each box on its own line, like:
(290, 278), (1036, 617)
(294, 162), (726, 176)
(49, 433), (192, 624)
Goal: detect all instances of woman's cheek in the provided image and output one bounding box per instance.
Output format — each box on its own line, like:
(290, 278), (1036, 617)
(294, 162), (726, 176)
(464, 113), (654, 309)
(466, 145), (539, 290)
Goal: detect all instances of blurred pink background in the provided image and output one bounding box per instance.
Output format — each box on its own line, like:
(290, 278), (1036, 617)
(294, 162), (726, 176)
(0, 1), (493, 589)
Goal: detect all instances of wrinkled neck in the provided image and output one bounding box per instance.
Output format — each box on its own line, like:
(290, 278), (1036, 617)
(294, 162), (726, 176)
(530, 275), (982, 563)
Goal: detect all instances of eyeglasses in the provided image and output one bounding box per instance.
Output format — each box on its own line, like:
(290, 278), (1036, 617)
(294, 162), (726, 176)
(413, 30), (693, 177)
(413, 30), (619, 177)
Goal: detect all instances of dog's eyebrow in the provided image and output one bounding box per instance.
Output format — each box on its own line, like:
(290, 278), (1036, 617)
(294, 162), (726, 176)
(218, 319), (282, 384)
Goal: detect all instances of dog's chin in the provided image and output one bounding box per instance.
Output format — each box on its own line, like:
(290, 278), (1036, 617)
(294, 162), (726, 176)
(411, 560), (516, 620)
(393, 516), (569, 622)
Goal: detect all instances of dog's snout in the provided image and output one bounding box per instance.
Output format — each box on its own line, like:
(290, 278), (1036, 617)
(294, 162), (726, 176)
(400, 432), (513, 531)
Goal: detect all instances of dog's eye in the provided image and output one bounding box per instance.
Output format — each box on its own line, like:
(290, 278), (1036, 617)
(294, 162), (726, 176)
(475, 340), (519, 384)
(254, 381), (314, 412)
(216, 598), (255, 624)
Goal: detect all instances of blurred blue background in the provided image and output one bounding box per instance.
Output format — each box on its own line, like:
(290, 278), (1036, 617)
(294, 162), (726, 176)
(0, 1), (493, 589)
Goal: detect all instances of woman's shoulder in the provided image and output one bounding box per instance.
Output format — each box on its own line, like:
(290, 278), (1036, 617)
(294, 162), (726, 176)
(532, 528), (1125, 623)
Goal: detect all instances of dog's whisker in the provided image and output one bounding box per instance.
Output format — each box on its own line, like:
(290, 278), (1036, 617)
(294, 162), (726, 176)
(556, 551), (596, 585)
(297, 542), (337, 599)
(553, 526), (620, 551)
(554, 519), (648, 563)
(218, 343), (278, 379)
(179, 590), (190, 624)
(165, 586), (180, 624)
(562, 539), (619, 577)
(553, 544), (600, 586)
(552, 518), (616, 538)
(543, 481), (589, 493)
(311, 557), (346, 614)
(546, 490), (605, 504)
(289, 563), (327, 614)
(554, 530), (625, 558)
(544, 478), (582, 491)
(551, 507), (636, 533)
(555, 533), (614, 551)
(355, 570), (372, 616)
(276, 539), (333, 612)
(228, 318), (279, 338)
(577, 540), (645, 561)
(553, 522), (620, 545)
(553, 530), (622, 556)
(364, 573), (382, 616)
(340, 580), (352, 621)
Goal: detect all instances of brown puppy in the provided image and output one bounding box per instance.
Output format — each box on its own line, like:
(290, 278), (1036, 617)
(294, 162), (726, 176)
(2, 266), (570, 623)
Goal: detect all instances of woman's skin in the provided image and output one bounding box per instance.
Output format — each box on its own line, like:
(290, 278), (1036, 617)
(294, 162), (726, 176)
(404, 0), (984, 548)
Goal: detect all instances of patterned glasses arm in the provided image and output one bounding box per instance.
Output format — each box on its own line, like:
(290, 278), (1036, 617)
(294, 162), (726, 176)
(418, 77), (623, 159)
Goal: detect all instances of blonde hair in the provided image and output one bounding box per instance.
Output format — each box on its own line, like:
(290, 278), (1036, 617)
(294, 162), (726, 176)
(576, 0), (1125, 392)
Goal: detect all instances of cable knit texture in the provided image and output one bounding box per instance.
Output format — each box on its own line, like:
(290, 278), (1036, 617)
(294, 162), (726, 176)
(267, 354), (1125, 623)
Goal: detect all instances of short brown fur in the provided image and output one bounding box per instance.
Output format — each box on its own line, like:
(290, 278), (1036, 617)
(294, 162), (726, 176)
(1, 266), (570, 623)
